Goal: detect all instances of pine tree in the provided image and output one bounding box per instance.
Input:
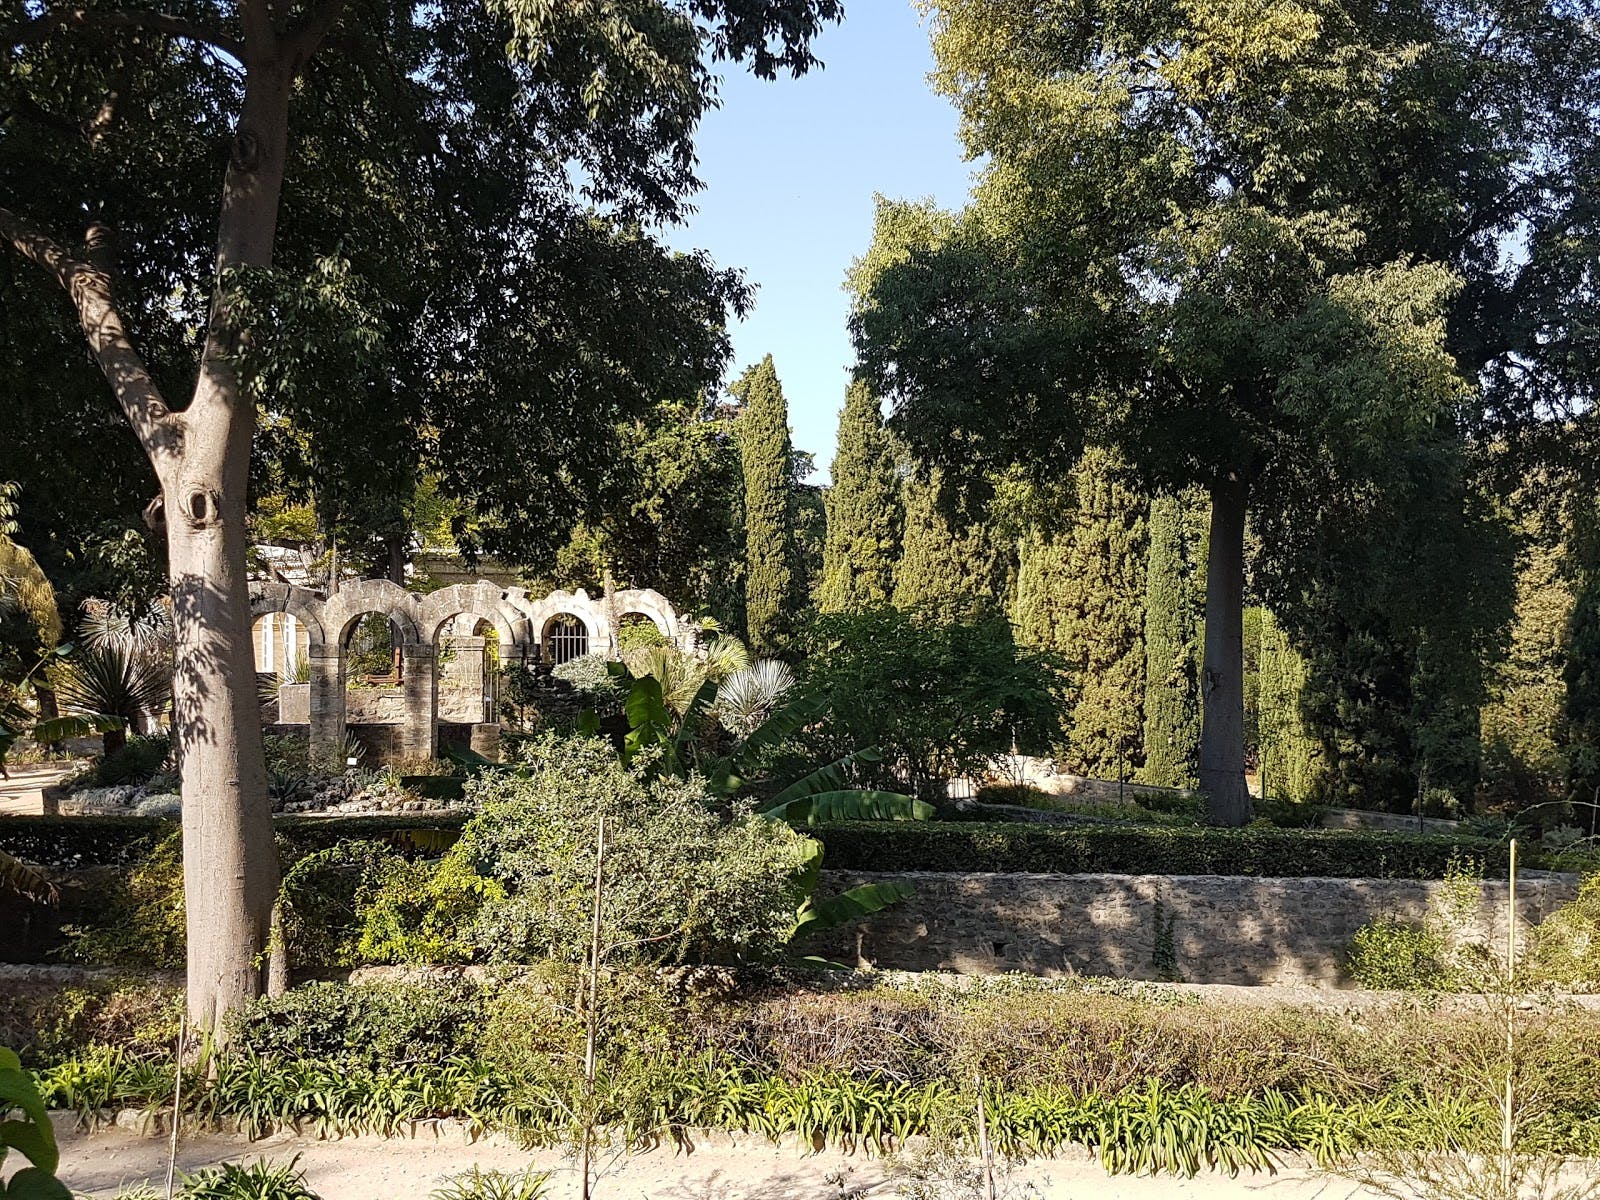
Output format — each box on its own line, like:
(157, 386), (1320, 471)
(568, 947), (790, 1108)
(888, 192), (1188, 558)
(1141, 493), (1202, 788)
(819, 380), (902, 611)
(1256, 608), (1324, 803)
(733, 355), (798, 656)
(1013, 451), (1147, 778)
(893, 468), (1012, 609)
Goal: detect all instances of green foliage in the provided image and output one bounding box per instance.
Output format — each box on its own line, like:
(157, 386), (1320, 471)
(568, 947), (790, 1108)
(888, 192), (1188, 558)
(1013, 451), (1148, 777)
(23, 977), (1600, 1174)
(350, 854), (498, 966)
(819, 380), (902, 612)
(1140, 494), (1202, 788)
(893, 469), (1012, 610)
(1529, 873), (1600, 989)
(795, 605), (1066, 798)
(60, 831), (185, 968)
(84, 734), (173, 788)
(734, 355), (800, 655)
(814, 823), (1522, 880)
(178, 1157), (320, 1200)
(1256, 610), (1323, 804)
(1346, 856), (1488, 990)
(429, 1167), (551, 1200)
(231, 982), (483, 1073)
(448, 736), (813, 964)
(0, 1046), (70, 1200)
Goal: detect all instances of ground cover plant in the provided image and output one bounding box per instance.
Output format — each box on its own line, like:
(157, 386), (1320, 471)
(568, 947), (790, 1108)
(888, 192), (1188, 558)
(7, 973), (1600, 1178)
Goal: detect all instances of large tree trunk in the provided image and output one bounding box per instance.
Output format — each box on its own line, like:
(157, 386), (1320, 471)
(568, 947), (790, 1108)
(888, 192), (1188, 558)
(1198, 474), (1252, 826)
(173, 54), (295, 1034)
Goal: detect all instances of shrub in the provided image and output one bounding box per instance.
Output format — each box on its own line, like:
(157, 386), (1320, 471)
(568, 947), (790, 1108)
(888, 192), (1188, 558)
(0, 979), (181, 1064)
(60, 831), (185, 967)
(230, 981), (484, 1071)
(813, 822), (1520, 879)
(430, 1167), (551, 1200)
(550, 653), (623, 700)
(454, 735), (814, 965)
(88, 733), (173, 787)
(352, 853), (497, 965)
(794, 605), (1067, 798)
(1528, 872), (1600, 988)
(179, 1157), (320, 1200)
(1346, 855), (1489, 991)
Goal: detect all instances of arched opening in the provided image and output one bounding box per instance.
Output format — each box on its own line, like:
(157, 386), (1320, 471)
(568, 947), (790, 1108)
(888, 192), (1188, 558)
(342, 611), (406, 762)
(543, 613), (589, 665)
(253, 612), (311, 725)
(616, 611), (668, 655)
(437, 614), (498, 729)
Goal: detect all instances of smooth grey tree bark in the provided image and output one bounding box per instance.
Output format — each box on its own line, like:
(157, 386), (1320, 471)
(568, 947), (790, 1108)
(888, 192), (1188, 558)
(0, 2), (344, 1033)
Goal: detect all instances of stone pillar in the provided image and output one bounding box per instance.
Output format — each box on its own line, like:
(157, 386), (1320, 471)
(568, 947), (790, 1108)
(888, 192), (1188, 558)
(401, 643), (437, 761)
(308, 647), (346, 767)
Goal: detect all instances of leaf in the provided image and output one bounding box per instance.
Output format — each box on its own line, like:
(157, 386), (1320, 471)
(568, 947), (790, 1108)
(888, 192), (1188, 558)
(793, 881), (915, 939)
(2, 1167), (73, 1200)
(30, 714), (123, 744)
(0, 1121), (54, 1175)
(767, 747), (887, 809)
(0, 1066), (56, 1173)
(732, 689), (831, 774)
(763, 790), (934, 826)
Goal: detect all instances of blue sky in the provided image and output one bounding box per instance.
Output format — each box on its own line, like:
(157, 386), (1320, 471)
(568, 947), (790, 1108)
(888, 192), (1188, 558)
(666, 3), (975, 482)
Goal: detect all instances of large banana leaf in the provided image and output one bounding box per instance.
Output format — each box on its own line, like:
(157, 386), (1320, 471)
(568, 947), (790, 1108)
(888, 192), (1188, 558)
(731, 689), (831, 773)
(765, 747), (886, 808)
(793, 880), (916, 940)
(30, 713), (125, 745)
(763, 789), (934, 825)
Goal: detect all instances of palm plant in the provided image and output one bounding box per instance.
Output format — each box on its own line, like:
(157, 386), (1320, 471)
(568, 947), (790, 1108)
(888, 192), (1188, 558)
(623, 635), (751, 714)
(714, 658), (796, 737)
(47, 642), (172, 756)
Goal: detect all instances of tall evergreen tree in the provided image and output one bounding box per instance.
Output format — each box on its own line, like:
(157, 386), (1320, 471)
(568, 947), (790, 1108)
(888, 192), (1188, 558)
(1014, 451), (1147, 777)
(819, 380), (902, 611)
(1256, 608), (1323, 804)
(734, 355), (799, 655)
(1141, 494), (1201, 788)
(894, 468), (1012, 609)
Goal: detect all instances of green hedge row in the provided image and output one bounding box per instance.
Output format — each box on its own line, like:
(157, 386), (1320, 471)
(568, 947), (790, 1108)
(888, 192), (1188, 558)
(0, 813), (470, 868)
(811, 821), (1524, 879)
(1, 813), (1521, 879)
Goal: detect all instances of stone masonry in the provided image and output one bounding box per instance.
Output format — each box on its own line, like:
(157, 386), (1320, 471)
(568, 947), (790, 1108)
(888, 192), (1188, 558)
(810, 870), (1582, 987)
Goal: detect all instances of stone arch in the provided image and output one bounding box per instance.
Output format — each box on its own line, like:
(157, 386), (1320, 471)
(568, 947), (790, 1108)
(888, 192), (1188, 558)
(248, 582), (328, 651)
(418, 581), (524, 653)
(611, 588), (677, 640)
(322, 578), (423, 649)
(518, 589), (607, 660)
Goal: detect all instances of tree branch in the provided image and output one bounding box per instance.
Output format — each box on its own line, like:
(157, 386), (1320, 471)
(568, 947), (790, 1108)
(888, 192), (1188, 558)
(0, 207), (184, 473)
(284, 0), (349, 72)
(4, 7), (243, 58)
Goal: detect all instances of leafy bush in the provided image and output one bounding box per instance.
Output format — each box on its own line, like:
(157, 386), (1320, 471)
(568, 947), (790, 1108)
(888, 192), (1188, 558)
(1346, 856), (1488, 991)
(549, 653), (623, 700)
(179, 1157), (320, 1200)
(91, 733), (174, 787)
(794, 605), (1067, 799)
(813, 822), (1520, 879)
(1528, 872), (1600, 988)
(60, 831), (185, 967)
(453, 735), (814, 965)
(230, 981), (484, 1072)
(0, 979), (180, 1064)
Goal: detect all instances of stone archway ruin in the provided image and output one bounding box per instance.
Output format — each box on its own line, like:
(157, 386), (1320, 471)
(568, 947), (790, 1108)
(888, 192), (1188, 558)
(252, 579), (696, 763)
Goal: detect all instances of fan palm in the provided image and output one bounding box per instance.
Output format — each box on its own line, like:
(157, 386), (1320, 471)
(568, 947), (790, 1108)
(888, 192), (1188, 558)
(715, 659), (797, 737)
(48, 643), (172, 756)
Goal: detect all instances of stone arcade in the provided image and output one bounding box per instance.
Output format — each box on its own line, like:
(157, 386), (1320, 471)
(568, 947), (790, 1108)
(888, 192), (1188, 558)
(251, 580), (695, 763)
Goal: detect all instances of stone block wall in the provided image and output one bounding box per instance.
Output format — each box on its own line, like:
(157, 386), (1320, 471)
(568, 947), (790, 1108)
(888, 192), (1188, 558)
(810, 871), (1581, 987)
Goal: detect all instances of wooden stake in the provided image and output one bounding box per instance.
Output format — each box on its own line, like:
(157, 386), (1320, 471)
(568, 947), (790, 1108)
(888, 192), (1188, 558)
(1501, 838), (1517, 1198)
(581, 813), (606, 1200)
(165, 1014), (186, 1200)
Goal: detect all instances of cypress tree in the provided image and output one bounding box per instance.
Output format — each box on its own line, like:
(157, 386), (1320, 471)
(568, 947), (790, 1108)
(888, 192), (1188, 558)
(1141, 493), (1202, 787)
(1256, 608), (1323, 803)
(893, 467), (1012, 609)
(733, 355), (798, 656)
(819, 380), (902, 611)
(1013, 451), (1147, 778)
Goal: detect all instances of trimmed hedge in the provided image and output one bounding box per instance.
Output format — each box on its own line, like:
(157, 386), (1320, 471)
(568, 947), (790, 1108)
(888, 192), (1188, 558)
(810, 822), (1526, 880)
(0, 813), (469, 868)
(0, 813), (1525, 879)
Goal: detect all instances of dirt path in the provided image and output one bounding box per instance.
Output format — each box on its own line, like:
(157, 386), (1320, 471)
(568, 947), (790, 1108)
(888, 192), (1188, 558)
(54, 1120), (1384, 1200)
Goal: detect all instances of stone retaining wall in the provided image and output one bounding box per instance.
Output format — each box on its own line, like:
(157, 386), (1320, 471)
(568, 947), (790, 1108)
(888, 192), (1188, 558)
(810, 871), (1582, 987)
